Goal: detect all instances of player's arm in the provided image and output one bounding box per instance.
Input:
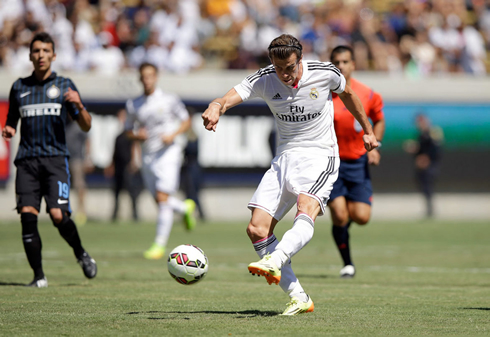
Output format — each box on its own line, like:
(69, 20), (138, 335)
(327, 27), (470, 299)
(202, 88), (243, 132)
(367, 92), (385, 165)
(2, 85), (20, 141)
(338, 85), (378, 151)
(123, 101), (148, 142)
(64, 87), (92, 132)
(162, 117), (191, 145)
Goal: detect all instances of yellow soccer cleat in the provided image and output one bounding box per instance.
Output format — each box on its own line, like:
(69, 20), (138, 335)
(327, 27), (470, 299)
(280, 295), (314, 316)
(144, 243), (165, 260)
(248, 254), (281, 285)
(183, 199), (196, 231)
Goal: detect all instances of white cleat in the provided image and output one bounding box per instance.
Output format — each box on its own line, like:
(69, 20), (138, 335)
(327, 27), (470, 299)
(280, 295), (314, 316)
(26, 277), (48, 288)
(340, 265), (356, 278)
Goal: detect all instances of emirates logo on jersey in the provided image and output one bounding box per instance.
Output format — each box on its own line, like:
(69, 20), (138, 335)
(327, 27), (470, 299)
(309, 88), (319, 100)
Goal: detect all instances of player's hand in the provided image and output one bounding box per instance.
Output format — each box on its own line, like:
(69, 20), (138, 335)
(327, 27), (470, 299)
(64, 87), (83, 110)
(137, 128), (148, 141)
(162, 134), (175, 145)
(2, 125), (16, 141)
(362, 133), (378, 152)
(202, 104), (221, 132)
(367, 149), (381, 166)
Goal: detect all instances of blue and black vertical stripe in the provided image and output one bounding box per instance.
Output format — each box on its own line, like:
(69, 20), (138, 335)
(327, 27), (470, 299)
(7, 72), (83, 163)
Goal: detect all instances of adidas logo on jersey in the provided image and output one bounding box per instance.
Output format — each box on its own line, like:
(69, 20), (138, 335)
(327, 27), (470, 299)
(272, 93), (282, 100)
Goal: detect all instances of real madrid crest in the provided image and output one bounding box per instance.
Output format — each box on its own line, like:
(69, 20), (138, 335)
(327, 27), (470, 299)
(309, 88), (319, 100)
(46, 85), (60, 99)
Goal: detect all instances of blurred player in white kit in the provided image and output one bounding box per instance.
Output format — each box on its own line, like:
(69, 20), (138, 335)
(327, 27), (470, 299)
(125, 62), (196, 260)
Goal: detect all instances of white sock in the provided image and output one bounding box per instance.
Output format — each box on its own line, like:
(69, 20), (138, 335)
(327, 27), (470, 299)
(275, 213), (315, 260)
(252, 234), (306, 297)
(155, 202), (174, 247)
(167, 196), (186, 214)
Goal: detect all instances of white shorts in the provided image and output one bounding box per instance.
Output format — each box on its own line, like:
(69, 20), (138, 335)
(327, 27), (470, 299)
(141, 144), (183, 197)
(248, 149), (340, 221)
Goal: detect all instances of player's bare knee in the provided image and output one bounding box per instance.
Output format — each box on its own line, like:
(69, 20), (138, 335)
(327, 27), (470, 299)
(49, 209), (65, 225)
(246, 221), (268, 242)
(20, 206), (39, 215)
(330, 209), (349, 227)
(350, 210), (371, 225)
(353, 215), (370, 225)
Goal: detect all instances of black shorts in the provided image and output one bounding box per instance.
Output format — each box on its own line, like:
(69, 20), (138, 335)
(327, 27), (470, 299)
(15, 156), (72, 214)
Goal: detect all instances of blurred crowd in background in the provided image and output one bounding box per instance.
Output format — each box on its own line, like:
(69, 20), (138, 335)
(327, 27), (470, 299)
(0, 0), (489, 76)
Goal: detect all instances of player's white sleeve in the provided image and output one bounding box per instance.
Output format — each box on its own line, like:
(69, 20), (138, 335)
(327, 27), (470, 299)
(330, 72), (346, 94)
(234, 75), (260, 102)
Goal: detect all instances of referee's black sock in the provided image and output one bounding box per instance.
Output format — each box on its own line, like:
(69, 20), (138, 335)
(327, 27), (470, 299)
(53, 214), (85, 259)
(332, 221), (353, 266)
(21, 213), (44, 280)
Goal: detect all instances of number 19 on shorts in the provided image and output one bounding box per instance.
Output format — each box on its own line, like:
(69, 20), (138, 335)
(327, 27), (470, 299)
(57, 181), (69, 199)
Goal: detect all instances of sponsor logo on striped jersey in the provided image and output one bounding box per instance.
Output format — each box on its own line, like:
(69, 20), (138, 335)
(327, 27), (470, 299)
(19, 103), (62, 118)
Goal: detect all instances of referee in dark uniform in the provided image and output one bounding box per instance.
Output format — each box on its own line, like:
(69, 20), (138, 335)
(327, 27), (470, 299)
(2, 32), (97, 287)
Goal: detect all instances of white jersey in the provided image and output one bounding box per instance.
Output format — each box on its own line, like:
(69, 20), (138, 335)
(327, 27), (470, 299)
(234, 60), (346, 156)
(125, 88), (189, 154)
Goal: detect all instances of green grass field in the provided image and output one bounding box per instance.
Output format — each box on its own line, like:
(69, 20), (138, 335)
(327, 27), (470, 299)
(0, 217), (489, 336)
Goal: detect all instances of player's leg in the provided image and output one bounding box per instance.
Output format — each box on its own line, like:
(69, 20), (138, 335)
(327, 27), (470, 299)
(44, 157), (97, 279)
(15, 158), (47, 287)
(21, 207), (47, 287)
(155, 146), (196, 230)
(329, 196), (355, 276)
(144, 190), (172, 260)
(264, 194), (319, 315)
(347, 201), (371, 225)
(70, 158), (87, 225)
(274, 153), (339, 268)
(247, 207), (312, 314)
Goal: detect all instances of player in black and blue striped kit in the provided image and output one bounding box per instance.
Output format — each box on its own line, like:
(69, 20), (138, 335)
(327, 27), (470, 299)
(2, 32), (97, 288)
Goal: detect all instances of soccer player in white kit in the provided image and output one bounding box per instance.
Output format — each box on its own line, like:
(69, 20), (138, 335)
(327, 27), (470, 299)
(202, 35), (378, 315)
(126, 62), (196, 260)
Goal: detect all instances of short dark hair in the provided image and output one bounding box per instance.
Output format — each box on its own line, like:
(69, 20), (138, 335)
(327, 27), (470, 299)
(30, 32), (55, 53)
(330, 45), (354, 61)
(268, 34), (302, 61)
(139, 62), (158, 74)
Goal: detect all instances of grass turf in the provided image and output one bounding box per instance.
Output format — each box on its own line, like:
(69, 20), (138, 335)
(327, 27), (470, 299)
(0, 217), (489, 336)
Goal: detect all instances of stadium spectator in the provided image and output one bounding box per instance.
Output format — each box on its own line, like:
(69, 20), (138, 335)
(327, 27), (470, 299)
(327, 45), (385, 279)
(1, 32), (97, 288)
(129, 30), (168, 70)
(403, 114), (444, 218)
(125, 62), (197, 260)
(0, 0), (487, 75)
(201, 34), (378, 315)
(89, 31), (126, 75)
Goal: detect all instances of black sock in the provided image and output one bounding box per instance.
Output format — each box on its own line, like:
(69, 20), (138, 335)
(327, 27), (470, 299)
(53, 214), (85, 258)
(332, 221), (353, 266)
(21, 213), (44, 280)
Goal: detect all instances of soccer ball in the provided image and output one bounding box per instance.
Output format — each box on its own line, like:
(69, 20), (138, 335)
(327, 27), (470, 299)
(167, 244), (208, 285)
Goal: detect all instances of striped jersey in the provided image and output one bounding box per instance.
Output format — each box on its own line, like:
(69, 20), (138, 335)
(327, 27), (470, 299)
(125, 88), (190, 155)
(234, 60), (346, 156)
(6, 72), (83, 162)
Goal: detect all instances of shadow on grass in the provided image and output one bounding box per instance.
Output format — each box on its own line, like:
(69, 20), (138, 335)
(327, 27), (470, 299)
(295, 273), (331, 279)
(0, 281), (26, 286)
(127, 310), (279, 319)
(461, 307), (490, 311)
